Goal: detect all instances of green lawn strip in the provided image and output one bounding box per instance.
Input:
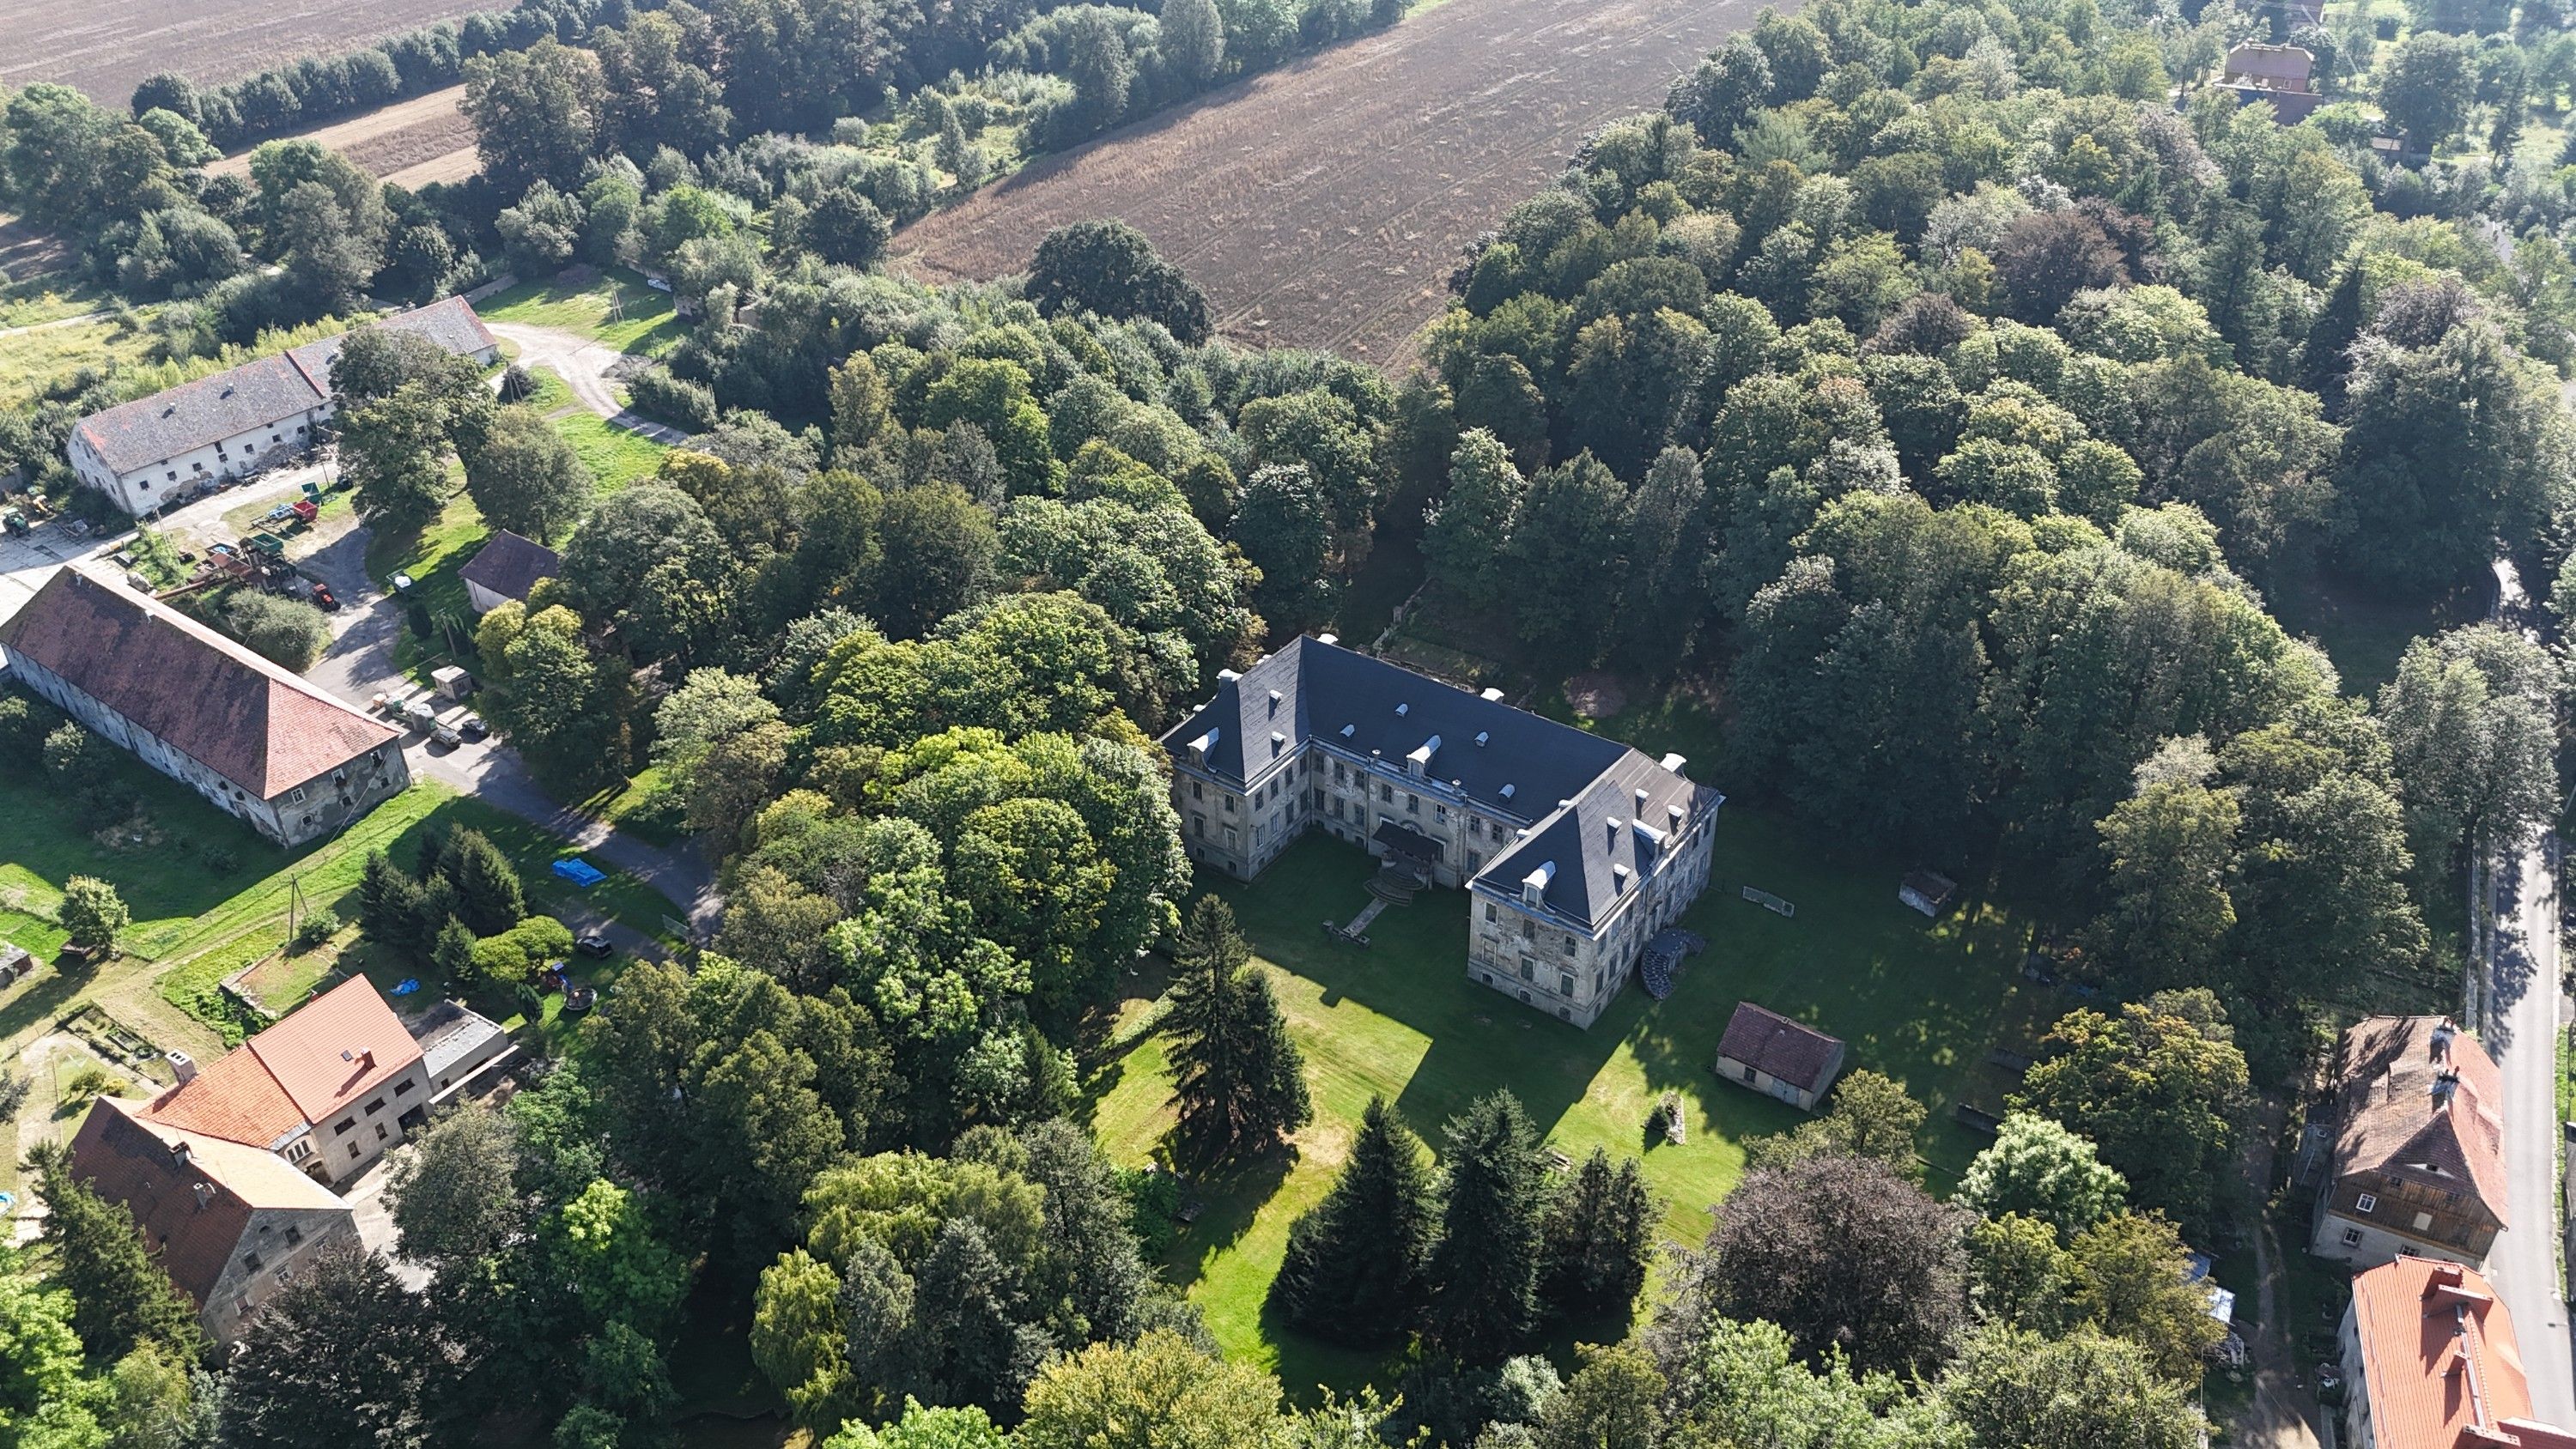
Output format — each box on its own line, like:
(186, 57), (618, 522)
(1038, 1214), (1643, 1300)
(1091, 813), (2038, 1389)
(519, 367), (577, 414)
(579, 766), (690, 848)
(477, 267), (685, 355)
(2264, 561), (2484, 700)
(557, 409), (671, 492)
(367, 489), (489, 682)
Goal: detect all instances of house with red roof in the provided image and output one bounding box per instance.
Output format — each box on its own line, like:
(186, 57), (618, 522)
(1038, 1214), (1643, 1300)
(62, 978), (517, 1342)
(1714, 1001), (1846, 1112)
(0, 561), (408, 846)
(2313, 1016), (2509, 1270)
(2337, 1258), (2576, 1449)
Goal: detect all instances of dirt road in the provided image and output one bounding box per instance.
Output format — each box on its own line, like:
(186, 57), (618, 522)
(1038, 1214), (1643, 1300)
(892, 0), (1777, 365)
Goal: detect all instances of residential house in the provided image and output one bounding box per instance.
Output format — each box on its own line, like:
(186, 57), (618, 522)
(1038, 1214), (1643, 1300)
(65, 1094), (360, 1344)
(1714, 1001), (1847, 1112)
(66, 296), (500, 518)
(2212, 42), (2320, 122)
(1158, 635), (1722, 1027)
(0, 562), (409, 846)
(2312, 1016), (2507, 1270)
(2337, 1257), (2576, 1449)
(459, 529), (563, 615)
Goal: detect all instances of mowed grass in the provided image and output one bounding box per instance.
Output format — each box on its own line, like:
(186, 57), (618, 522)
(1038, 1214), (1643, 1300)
(479, 267), (684, 355)
(2266, 561), (2485, 700)
(559, 409), (672, 491)
(368, 488), (489, 679)
(1089, 813), (2046, 1394)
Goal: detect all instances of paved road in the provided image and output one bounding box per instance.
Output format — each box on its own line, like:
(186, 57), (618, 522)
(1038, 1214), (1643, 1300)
(2480, 556), (2576, 1426)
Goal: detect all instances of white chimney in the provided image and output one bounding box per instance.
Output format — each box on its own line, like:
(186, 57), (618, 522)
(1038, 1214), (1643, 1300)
(1659, 752), (1687, 774)
(166, 1051), (197, 1083)
(1480, 688), (1505, 702)
(1316, 633), (1339, 646)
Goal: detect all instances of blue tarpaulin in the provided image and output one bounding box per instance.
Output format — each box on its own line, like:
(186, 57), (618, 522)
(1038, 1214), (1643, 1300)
(552, 858), (607, 888)
(391, 978), (420, 996)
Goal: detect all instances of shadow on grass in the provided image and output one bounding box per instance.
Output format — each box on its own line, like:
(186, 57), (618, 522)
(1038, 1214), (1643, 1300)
(1161, 1141), (1297, 1290)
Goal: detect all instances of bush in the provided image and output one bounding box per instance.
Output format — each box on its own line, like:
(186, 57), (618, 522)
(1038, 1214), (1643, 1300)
(0, 687), (62, 761)
(42, 722), (116, 794)
(221, 592), (333, 670)
(626, 367), (720, 431)
(59, 876), (131, 953)
(289, 909), (342, 954)
(61, 1064), (122, 1108)
(199, 842), (241, 875)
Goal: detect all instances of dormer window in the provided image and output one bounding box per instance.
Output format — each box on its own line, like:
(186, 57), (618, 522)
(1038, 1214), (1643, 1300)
(1395, 703), (1409, 717)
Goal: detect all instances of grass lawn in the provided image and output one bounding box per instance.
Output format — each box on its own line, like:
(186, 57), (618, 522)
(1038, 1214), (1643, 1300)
(519, 367), (577, 414)
(1090, 809), (2050, 1395)
(478, 267), (685, 355)
(2264, 561), (2484, 700)
(559, 409), (672, 491)
(367, 489), (489, 682)
(580, 766), (690, 848)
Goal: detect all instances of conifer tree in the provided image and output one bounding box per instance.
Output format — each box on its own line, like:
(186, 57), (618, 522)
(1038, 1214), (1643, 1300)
(431, 917), (477, 985)
(447, 828), (526, 935)
(1420, 1089), (1550, 1364)
(1540, 1147), (1656, 1321)
(2301, 262), (2366, 416)
(25, 1143), (206, 1365)
(1163, 897), (1310, 1160)
(1271, 1095), (1437, 1344)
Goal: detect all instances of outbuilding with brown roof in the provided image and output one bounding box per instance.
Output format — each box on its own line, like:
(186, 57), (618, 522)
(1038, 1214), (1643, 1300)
(1715, 1001), (1847, 1112)
(0, 562), (409, 846)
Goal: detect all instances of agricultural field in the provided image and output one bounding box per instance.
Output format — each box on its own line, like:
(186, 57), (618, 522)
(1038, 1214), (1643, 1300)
(892, 0), (1774, 366)
(0, 0), (481, 106)
(207, 85), (475, 184)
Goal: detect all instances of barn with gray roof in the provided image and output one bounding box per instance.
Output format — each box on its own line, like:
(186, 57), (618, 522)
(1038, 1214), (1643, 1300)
(1161, 635), (1722, 1026)
(67, 298), (499, 518)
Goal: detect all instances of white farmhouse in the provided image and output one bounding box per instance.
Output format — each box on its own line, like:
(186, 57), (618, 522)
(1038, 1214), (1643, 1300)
(65, 297), (500, 518)
(0, 561), (410, 846)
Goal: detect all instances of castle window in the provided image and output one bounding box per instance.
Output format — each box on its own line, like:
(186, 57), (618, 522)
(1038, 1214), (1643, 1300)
(1559, 973), (1574, 997)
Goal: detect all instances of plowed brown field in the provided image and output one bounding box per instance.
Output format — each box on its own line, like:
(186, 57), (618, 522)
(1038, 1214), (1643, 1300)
(890, 0), (1773, 367)
(207, 85), (475, 182)
(0, 0), (480, 105)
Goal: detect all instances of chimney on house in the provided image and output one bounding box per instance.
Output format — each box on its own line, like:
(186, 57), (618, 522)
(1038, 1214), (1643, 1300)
(2432, 1017), (2457, 1062)
(2431, 1069), (2461, 1108)
(1316, 633), (1339, 646)
(1659, 752), (1687, 774)
(1218, 669), (1242, 684)
(191, 1182), (213, 1210)
(170, 1143), (191, 1170)
(166, 1051), (197, 1084)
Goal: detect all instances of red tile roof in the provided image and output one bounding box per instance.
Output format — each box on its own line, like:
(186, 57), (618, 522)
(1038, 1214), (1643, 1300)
(2329, 1016), (2509, 1230)
(66, 1097), (343, 1311)
(0, 562), (398, 799)
(137, 1045), (304, 1149)
(242, 975), (421, 1125)
(1717, 1001), (1844, 1092)
(2346, 1258), (2576, 1449)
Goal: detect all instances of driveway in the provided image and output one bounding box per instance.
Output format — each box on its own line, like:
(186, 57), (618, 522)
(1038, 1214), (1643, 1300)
(486, 320), (693, 445)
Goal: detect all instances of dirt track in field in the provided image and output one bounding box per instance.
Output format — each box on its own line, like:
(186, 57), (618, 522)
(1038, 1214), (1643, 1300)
(208, 85), (475, 182)
(0, 0), (483, 105)
(890, 0), (1771, 367)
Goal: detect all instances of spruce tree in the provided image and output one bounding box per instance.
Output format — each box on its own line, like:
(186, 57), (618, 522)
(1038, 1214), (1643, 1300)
(447, 828), (526, 935)
(25, 1144), (206, 1365)
(1164, 897), (1311, 1160)
(431, 917), (477, 985)
(2301, 262), (2366, 417)
(1271, 1095), (1437, 1345)
(1420, 1089), (1550, 1365)
(357, 850), (422, 944)
(1539, 1147), (1656, 1321)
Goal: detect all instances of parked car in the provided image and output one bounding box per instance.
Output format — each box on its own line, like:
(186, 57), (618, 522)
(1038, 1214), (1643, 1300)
(574, 933), (614, 959)
(430, 722), (464, 748)
(458, 715), (489, 742)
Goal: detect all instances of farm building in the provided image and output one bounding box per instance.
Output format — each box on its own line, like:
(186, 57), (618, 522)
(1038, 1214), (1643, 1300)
(459, 529), (563, 614)
(2336, 1258), (2574, 1448)
(1159, 634), (1722, 1027)
(2311, 1015), (2507, 1270)
(64, 979), (514, 1343)
(66, 297), (500, 518)
(1714, 1001), (1847, 1112)
(0, 561), (410, 846)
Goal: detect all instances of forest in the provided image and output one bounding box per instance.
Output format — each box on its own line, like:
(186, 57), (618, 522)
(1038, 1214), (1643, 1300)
(8, 0), (2576, 1440)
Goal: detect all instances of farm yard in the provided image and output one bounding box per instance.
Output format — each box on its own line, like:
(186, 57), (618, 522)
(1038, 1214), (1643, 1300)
(0, 0), (481, 105)
(893, 0), (1777, 365)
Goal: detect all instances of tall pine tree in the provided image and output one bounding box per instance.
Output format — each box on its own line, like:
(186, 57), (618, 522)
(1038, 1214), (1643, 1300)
(1270, 1095), (1437, 1345)
(26, 1143), (205, 1365)
(1164, 897), (1310, 1161)
(1420, 1089), (1550, 1365)
(1539, 1147), (1656, 1322)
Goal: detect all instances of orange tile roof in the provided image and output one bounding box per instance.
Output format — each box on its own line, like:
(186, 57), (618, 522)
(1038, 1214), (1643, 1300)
(2330, 1016), (2509, 1230)
(137, 1045), (304, 1149)
(0, 563), (398, 799)
(2347, 1258), (2574, 1449)
(242, 976), (420, 1125)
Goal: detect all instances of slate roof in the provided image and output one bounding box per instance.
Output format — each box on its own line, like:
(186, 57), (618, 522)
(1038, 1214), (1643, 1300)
(1162, 637), (1722, 927)
(0, 562), (399, 799)
(69, 1096), (346, 1310)
(1717, 1002), (1844, 1092)
(459, 530), (562, 603)
(2327, 1016), (2508, 1230)
(71, 297), (498, 477)
(73, 353), (326, 476)
(2346, 1258), (2576, 1449)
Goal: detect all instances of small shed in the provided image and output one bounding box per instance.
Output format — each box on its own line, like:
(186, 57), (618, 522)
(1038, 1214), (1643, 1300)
(459, 530), (562, 615)
(430, 664), (477, 700)
(1715, 1001), (1847, 1113)
(1899, 870), (1959, 918)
